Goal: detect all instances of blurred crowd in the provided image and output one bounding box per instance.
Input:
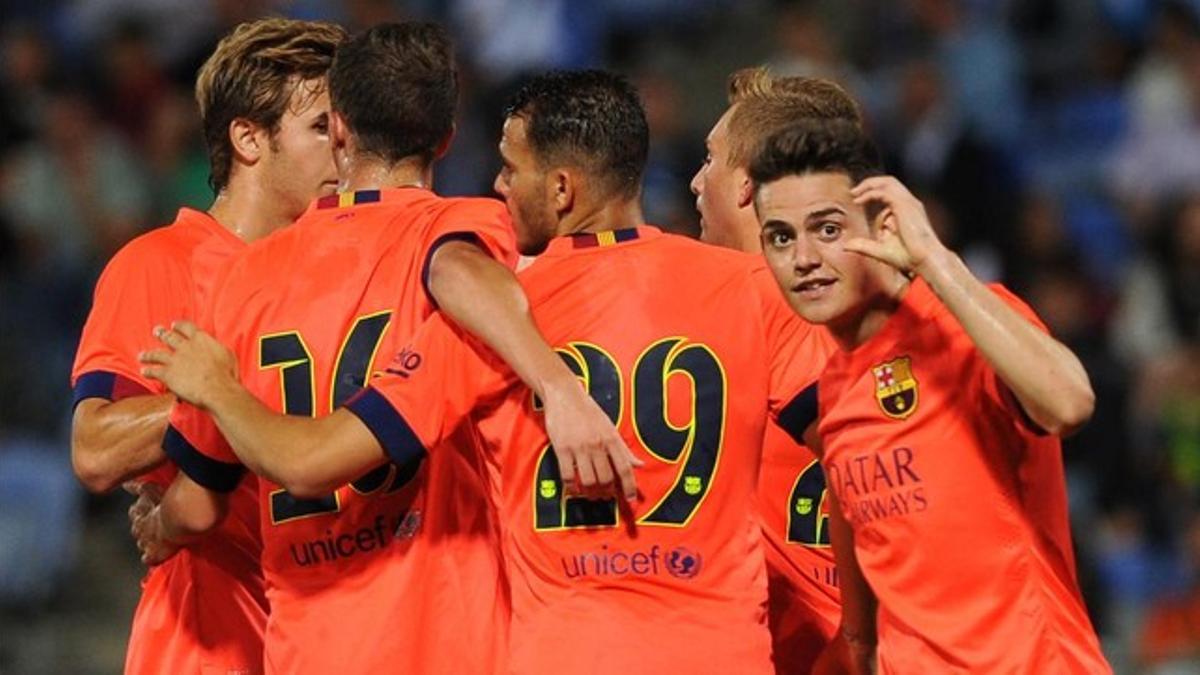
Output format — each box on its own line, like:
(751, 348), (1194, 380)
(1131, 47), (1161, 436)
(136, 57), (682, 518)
(0, 0), (1198, 672)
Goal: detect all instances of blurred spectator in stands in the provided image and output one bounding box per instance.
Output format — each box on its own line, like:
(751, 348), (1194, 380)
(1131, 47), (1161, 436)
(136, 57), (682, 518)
(450, 0), (603, 86)
(1109, 2), (1200, 207)
(143, 88), (210, 222)
(911, 0), (1024, 147)
(0, 24), (55, 153)
(876, 57), (1013, 280)
(1138, 509), (1200, 674)
(1, 84), (150, 270)
(769, 4), (863, 92)
(1114, 194), (1200, 366)
(1096, 504), (1190, 671)
(97, 17), (170, 147)
(635, 70), (698, 235)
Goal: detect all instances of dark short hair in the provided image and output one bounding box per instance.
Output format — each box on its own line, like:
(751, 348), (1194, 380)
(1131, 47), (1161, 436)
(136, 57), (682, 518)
(504, 70), (649, 200)
(329, 22), (457, 165)
(749, 120), (883, 190)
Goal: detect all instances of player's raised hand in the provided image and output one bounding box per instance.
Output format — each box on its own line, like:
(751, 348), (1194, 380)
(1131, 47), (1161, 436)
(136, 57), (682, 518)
(541, 379), (643, 501)
(139, 321), (238, 410)
(845, 176), (947, 276)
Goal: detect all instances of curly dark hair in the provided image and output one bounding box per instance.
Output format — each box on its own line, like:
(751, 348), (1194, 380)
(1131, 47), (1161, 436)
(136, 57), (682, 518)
(504, 70), (649, 200)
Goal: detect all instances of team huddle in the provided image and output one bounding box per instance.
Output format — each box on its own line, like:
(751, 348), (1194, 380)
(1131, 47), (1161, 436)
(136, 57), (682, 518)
(68, 16), (1112, 675)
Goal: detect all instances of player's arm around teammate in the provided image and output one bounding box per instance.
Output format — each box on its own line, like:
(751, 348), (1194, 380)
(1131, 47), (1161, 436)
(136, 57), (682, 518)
(139, 319), (639, 500)
(425, 237), (643, 497)
(844, 176), (1094, 435)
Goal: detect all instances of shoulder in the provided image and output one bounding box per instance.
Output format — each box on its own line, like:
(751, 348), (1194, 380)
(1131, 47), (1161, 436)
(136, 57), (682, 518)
(98, 221), (194, 282)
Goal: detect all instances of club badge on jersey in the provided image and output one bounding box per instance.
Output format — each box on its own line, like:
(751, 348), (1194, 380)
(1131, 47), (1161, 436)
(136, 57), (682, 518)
(872, 356), (918, 420)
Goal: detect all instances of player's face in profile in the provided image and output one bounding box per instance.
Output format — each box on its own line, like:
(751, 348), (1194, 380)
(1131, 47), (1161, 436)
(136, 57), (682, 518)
(261, 77), (339, 220)
(691, 107), (750, 250)
(757, 172), (886, 329)
(494, 115), (554, 255)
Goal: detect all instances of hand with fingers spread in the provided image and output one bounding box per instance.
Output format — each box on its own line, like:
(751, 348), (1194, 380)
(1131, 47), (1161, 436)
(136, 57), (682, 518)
(541, 377), (643, 502)
(845, 176), (949, 276)
(139, 321), (239, 410)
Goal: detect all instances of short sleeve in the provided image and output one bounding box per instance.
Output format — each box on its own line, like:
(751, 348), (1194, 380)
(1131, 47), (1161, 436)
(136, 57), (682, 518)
(345, 311), (510, 467)
(418, 199), (518, 304)
(71, 239), (189, 406)
(977, 284), (1053, 433)
(163, 400), (244, 493)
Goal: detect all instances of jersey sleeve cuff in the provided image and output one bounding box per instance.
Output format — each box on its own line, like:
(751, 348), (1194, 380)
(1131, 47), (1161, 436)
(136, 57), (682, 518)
(421, 232), (486, 308)
(162, 425), (245, 493)
(72, 371), (153, 409)
(776, 383), (819, 445)
(344, 387), (428, 467)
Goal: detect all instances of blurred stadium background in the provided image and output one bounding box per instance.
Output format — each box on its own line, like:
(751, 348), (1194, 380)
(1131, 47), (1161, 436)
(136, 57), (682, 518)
(0, 0), (1198, 673)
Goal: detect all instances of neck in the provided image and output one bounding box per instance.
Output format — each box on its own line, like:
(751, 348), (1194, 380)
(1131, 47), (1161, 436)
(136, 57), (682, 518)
(734, 206), (763, 254)
(558, 194), (643, 238)
(829, 271), (911, 351)
(207, 179), (296, 243)
(340, 154), (431, 193)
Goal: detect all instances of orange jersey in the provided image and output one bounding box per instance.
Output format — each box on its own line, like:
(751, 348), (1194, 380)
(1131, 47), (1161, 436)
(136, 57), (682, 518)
(817, 278), (1110, 674)
(164, 189), (515, 675)
(349, 227), (827, 675)
(750, 267), (842, 674)
(71, 208), (266, 675)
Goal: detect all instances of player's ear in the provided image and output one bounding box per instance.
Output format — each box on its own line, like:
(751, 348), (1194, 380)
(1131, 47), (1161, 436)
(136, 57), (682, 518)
(229, 117), (265, 167)
(735, 166), (754, 209)
(329, 111), (353, 171)
(551, 168), (574, 216)
(329, 111), (350, 149)
(433, 124), (456, 160)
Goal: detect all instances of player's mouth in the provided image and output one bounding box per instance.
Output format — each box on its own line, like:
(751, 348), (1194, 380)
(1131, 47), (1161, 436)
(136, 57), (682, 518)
(790, 277), (836, 300)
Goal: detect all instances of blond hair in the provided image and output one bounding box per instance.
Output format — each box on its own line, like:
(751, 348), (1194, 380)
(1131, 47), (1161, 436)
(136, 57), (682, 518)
(195, 18), (347, 192)
(725, 66), (862, 169)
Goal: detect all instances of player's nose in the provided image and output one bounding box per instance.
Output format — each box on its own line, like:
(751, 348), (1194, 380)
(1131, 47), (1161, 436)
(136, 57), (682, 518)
(792, 239), (822, 273)
(689, 166), (703, 196)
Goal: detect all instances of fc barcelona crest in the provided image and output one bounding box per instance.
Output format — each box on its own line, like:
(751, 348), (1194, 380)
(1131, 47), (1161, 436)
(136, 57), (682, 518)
(872, 357), (918, 420)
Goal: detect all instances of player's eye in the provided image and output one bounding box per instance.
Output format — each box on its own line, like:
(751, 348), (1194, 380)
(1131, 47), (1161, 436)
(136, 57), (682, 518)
(766, 229), (794, 248)
(704, 154), (712, 165)
(313, 119), (329, 134)
(815, 222), (841, 241)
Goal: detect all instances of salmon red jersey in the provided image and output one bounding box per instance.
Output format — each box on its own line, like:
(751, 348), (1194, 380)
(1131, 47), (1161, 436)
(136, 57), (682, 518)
(164, 189), (515, 675)
(350, 227), (827, 675)
(817, 277), (1110, 674)
(71, 208), (266, 675)
(750, 265), (842, 674)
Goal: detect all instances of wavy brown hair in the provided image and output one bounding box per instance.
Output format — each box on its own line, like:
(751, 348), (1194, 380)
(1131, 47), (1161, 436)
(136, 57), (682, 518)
(195, 18), (347, 192)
